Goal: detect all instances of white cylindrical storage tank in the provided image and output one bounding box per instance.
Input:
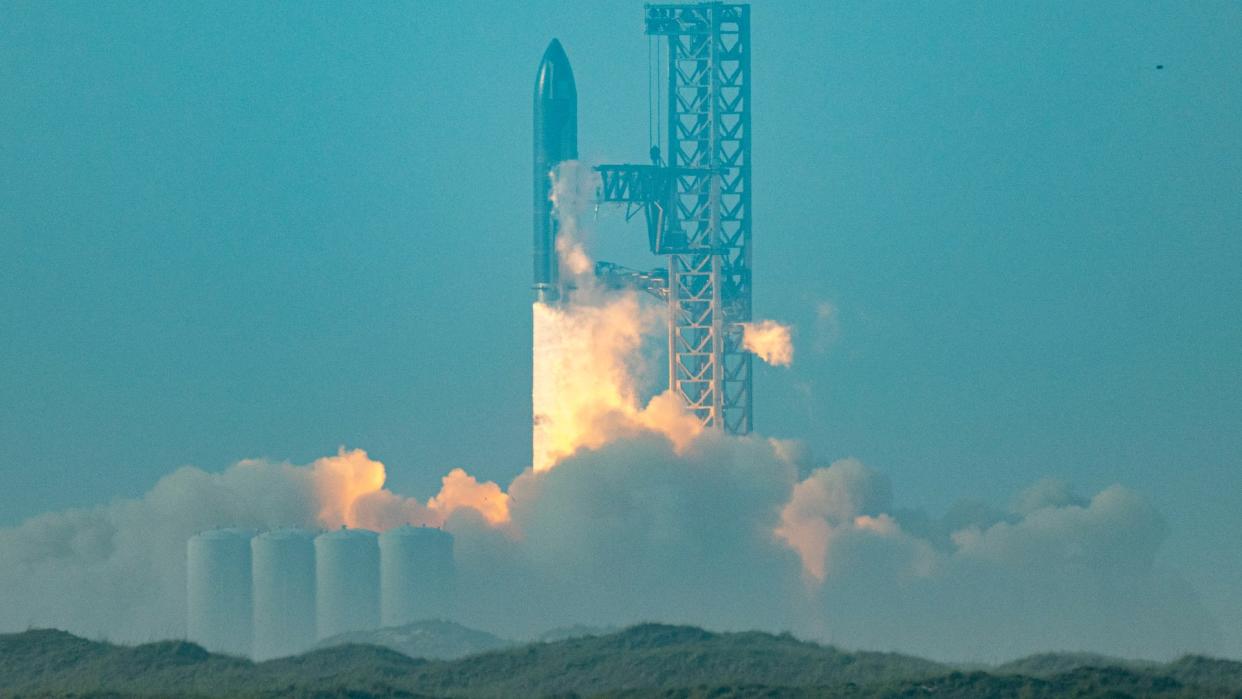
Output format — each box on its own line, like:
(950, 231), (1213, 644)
(314, 528), (379, 640)
(380, 525), (455, 627)
(186, 528), (254, 656)
(251, 528), (316, 660)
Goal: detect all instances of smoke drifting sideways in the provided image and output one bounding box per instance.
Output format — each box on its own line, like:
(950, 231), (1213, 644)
(0, 162), (1222, 662)
(742, 320), (795, 366)
(0, 443), (1222, 661)
(0, 450), (492, 644)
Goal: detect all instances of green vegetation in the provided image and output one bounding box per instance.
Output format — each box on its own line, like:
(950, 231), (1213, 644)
(316, 620), (513, 661)
(992, 651), (1148, 677)
(1, 624), (1239, 698)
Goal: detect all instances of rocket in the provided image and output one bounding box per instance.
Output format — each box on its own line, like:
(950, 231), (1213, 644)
(533, 38), (577, 305)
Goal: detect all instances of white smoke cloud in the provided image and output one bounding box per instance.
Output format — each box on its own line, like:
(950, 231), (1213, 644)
(775, 458), (907, 581)
(0, 448), (502, 643)
(742, 320), (795, 366)
(550, 160), (598, 280)
(449, 432), (804, 637)
(0, 437), (1222, 661)
(784, 465), (1219, 660)
(0, 458), (319, 642)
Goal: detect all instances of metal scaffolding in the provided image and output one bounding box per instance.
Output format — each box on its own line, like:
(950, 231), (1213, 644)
(597, 2), (753, 433)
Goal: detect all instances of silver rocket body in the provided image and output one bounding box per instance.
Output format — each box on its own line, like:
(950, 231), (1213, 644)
(533, 39), (577, 305)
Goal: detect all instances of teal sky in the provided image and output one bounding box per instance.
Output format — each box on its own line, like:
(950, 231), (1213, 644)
(2, 1), (1239, 651)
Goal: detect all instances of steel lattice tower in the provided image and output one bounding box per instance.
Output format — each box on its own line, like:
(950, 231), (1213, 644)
(598, 2), (753, 433)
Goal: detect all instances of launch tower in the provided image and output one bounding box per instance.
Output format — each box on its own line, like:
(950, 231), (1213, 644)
(598, 2), (754, 433)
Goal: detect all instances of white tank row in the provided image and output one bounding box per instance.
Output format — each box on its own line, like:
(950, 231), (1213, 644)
(186, 525), (454, 660)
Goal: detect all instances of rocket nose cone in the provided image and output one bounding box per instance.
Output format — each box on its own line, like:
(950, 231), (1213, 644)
(535, 38), (576, 102)
(542, 38), (567, 63)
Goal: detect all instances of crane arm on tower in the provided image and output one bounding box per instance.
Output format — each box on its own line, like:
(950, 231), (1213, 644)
(594, 261), (668, 300)
(594, 163), (721, 255)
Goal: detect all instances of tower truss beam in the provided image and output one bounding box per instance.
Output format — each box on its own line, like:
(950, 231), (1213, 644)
(648, 2), (752, 433)
(595, 2), (753, 434)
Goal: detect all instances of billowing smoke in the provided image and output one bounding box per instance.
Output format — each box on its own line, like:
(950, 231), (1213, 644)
(0, 439), (1220, 661)
(532, 296), (701, 471)
(531, 161), (702, 472)
(742, 320), (795, 366)
(548, 160), (597, 279)
(0, 162), (1221, 662)
(0, 449), (502, 642)
(460, 443), (1221, 660)
(771, 462), (1218, 660)
(775, 457), (901, 582)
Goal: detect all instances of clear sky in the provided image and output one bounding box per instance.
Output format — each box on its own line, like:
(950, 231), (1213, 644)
(1, 1), (1239, 651)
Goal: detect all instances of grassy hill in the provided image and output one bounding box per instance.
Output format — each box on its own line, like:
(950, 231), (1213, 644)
(992, 651), (1151, 677)
(1, 624), (1239, 698)
(317, 619), (513, 660)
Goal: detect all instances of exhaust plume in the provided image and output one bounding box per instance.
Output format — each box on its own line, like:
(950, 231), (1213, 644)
(0, 162), (1222, 664)
(532, 162), (702, 472)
